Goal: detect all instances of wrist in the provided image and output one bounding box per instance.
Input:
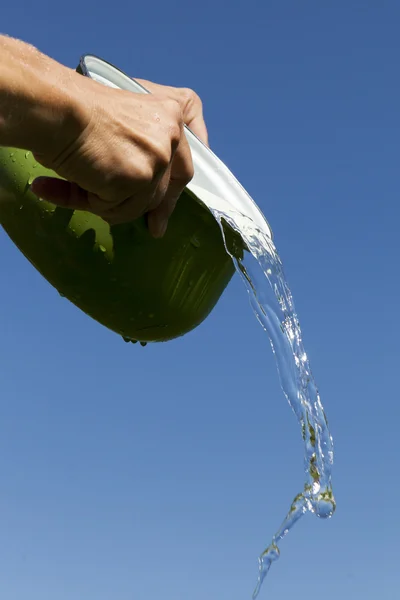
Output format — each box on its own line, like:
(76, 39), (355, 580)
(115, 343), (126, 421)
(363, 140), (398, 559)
(0, 39), (90, 156)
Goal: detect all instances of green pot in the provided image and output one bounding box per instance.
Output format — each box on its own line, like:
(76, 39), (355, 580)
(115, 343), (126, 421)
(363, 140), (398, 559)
(0, 56), (270, 344)
(0, 146), (238, 343)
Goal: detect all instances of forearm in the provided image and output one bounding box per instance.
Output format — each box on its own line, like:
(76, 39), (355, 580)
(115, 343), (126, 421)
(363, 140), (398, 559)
(0, 35), (84, 154)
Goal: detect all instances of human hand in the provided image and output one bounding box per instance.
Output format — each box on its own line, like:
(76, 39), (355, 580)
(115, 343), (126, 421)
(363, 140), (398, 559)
(31, 73), (208, 237)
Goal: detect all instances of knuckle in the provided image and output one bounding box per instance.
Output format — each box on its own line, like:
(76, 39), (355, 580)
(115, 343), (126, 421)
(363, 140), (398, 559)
(175, 160), (194, 186)
(164, 98), (184, 132)
(169, 122), (183, 148)
(164, 96), (182, 118)
(135, 160), (157, 184)
(180, 87), (202, 109)
(105, 172), (135, 201)
(99, 168), (139, 202)
(150, 138), (172, 171)
(184, 161), (195, 184)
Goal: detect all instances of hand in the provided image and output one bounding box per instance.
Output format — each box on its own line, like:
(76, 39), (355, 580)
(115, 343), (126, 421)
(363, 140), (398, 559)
(31, 74), (208, 237)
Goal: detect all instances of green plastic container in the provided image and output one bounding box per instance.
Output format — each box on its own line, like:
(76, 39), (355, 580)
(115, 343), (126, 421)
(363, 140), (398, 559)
(0, 55), (271, 344)
(0, 147), (237, 342)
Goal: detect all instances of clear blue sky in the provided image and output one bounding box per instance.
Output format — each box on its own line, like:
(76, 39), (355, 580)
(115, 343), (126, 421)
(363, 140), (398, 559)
(1, 2), (399, 599)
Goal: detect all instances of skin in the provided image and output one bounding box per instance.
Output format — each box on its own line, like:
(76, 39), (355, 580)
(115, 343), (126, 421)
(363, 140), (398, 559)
(0, 35), (209, 237)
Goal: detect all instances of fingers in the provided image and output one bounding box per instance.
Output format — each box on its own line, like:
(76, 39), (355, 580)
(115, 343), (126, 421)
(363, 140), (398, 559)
(31, 117), (194, 237)
(184, 113), (209, 146)
(30, 79), (207, 237)
(30, 177), (91, 210)
(31, 177), (149, 225)
(147, 132), (194, 238)
(147, 178), (183, 238)
(178, 88), (209, 146)
(135, 79), (209, 146)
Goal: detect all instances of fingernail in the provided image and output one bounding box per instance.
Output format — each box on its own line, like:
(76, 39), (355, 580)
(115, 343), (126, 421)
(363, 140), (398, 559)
(150, 215), (167, 238)
(156, 219), (168, 238)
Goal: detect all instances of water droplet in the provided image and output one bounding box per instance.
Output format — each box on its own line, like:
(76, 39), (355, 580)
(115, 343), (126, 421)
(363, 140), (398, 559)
(28, 175), (34, 185)
(98, 245), (106, 253)
(25, 151), (31, 159)
(140, 341), (147, 347)
(32, 163), (38, 169)
(59, 292), (65, 298)
(122, 336), (138, 344)
(11, 157), (16, 163)
(190, 236), (201, 248)
(9, 152), (14, 158)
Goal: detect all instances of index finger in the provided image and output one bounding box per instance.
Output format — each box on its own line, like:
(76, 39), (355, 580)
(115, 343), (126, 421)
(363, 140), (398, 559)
(147, 132), (194, 237)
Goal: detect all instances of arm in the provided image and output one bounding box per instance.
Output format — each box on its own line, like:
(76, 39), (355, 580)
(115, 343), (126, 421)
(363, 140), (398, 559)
(0, 35), (208, 237)
(0, 36), (83, 155)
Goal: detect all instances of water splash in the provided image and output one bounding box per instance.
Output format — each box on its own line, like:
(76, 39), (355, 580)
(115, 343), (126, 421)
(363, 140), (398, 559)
(208, 207), (335, 596)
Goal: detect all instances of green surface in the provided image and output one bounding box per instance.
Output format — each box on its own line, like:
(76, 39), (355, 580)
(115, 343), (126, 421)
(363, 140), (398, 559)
(0, 147), (236, 342)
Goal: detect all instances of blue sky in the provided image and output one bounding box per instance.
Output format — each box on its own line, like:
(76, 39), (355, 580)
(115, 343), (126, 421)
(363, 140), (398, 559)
(1, 2), (399, 599)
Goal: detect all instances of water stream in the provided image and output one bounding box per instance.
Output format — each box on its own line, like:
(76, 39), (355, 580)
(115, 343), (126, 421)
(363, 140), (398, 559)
(209, 206), (336, 597)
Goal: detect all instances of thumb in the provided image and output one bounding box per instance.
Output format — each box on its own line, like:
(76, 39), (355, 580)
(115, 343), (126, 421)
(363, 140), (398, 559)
(30, 177), (91, 211)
